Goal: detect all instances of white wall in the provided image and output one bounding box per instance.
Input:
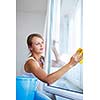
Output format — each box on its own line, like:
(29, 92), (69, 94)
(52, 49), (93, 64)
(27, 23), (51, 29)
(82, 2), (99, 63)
(16, 12), (46, 75)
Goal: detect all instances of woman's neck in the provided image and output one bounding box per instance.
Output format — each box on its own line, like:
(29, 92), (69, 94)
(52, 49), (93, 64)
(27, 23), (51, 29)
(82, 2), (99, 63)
(30, 52), (44, 68)
(31, 53), (42, 62)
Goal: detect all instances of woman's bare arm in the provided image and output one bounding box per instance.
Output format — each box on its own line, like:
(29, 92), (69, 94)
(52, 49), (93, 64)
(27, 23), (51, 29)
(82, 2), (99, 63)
(24, 51), (83, 84)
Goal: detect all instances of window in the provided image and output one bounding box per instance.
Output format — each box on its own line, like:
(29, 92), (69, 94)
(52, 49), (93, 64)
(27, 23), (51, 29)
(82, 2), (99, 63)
(44, 0), (83, 99)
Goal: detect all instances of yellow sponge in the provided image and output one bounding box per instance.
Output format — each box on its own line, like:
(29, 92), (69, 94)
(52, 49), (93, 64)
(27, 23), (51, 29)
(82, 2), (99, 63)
(77, 48), (83, 64)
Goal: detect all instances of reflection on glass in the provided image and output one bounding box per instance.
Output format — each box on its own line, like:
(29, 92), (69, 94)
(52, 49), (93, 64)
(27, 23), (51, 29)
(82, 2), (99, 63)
(46, 0), (83, 93)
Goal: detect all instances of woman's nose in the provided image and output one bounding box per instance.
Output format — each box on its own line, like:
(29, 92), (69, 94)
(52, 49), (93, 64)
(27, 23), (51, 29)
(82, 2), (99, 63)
(40, 43), (43, 47)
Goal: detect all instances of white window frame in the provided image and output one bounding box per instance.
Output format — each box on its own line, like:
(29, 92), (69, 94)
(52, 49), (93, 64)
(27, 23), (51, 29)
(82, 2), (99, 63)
(43, 0), (83, 99)
(43, 84), (83, 100)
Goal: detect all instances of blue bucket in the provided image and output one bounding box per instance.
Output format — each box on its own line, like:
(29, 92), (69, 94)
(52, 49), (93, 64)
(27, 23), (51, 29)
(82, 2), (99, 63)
(16, 76), (37, 100)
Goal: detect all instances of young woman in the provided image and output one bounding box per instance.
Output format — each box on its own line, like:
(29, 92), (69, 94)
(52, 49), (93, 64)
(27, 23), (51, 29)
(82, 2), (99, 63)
(24, 33), (83, 84)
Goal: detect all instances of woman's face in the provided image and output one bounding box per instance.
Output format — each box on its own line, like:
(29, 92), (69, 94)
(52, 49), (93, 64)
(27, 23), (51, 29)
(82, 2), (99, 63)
(30, 36), (45, 54)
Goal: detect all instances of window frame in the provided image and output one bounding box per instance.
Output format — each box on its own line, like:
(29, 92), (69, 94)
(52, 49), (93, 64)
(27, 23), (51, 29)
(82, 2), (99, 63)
(43, 84), (83, 100)
(43, 0), (83, 99)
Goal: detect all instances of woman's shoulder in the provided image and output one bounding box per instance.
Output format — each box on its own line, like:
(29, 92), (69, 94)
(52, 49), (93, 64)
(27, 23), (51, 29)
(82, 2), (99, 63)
(27, 56), (36, 61)
(24, 57), (40, 69)
(24, 57), (35, 72)
(24, 57), (36, 66)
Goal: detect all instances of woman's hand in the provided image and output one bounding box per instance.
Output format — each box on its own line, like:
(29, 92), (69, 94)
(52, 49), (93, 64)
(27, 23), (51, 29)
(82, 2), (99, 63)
(68, 48), (83, 67)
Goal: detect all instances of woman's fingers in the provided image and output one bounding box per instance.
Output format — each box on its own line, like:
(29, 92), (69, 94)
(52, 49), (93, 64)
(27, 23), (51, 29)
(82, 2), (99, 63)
(73, 48), (83, 63)
(69, 48), (83, 67)
(79, 54), (83, 62)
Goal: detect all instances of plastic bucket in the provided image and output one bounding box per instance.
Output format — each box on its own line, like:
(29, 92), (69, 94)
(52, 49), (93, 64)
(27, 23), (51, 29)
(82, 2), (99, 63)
(16, 76), (37, 100)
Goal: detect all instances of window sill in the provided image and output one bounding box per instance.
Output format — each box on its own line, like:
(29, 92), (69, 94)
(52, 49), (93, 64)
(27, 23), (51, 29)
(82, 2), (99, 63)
(43, 84), (83, 100)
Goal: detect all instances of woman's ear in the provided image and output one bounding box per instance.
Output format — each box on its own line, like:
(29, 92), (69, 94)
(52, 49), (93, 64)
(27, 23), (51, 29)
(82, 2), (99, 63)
(30, 47), (33, 51)
(28, 46), (33, 51)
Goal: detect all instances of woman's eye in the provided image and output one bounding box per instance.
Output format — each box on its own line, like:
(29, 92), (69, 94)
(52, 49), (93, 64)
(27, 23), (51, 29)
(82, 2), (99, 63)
(34, 41), (44, 46)
(42, 41), (44, 44)
(35, 43), (40, 45)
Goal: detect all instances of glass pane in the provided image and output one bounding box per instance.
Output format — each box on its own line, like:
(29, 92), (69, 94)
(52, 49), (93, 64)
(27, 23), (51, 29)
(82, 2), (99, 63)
(45, 0), (83, 93)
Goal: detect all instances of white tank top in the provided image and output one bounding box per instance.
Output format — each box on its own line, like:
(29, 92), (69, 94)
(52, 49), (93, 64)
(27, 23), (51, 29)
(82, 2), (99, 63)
(23, 56), (44, 91)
